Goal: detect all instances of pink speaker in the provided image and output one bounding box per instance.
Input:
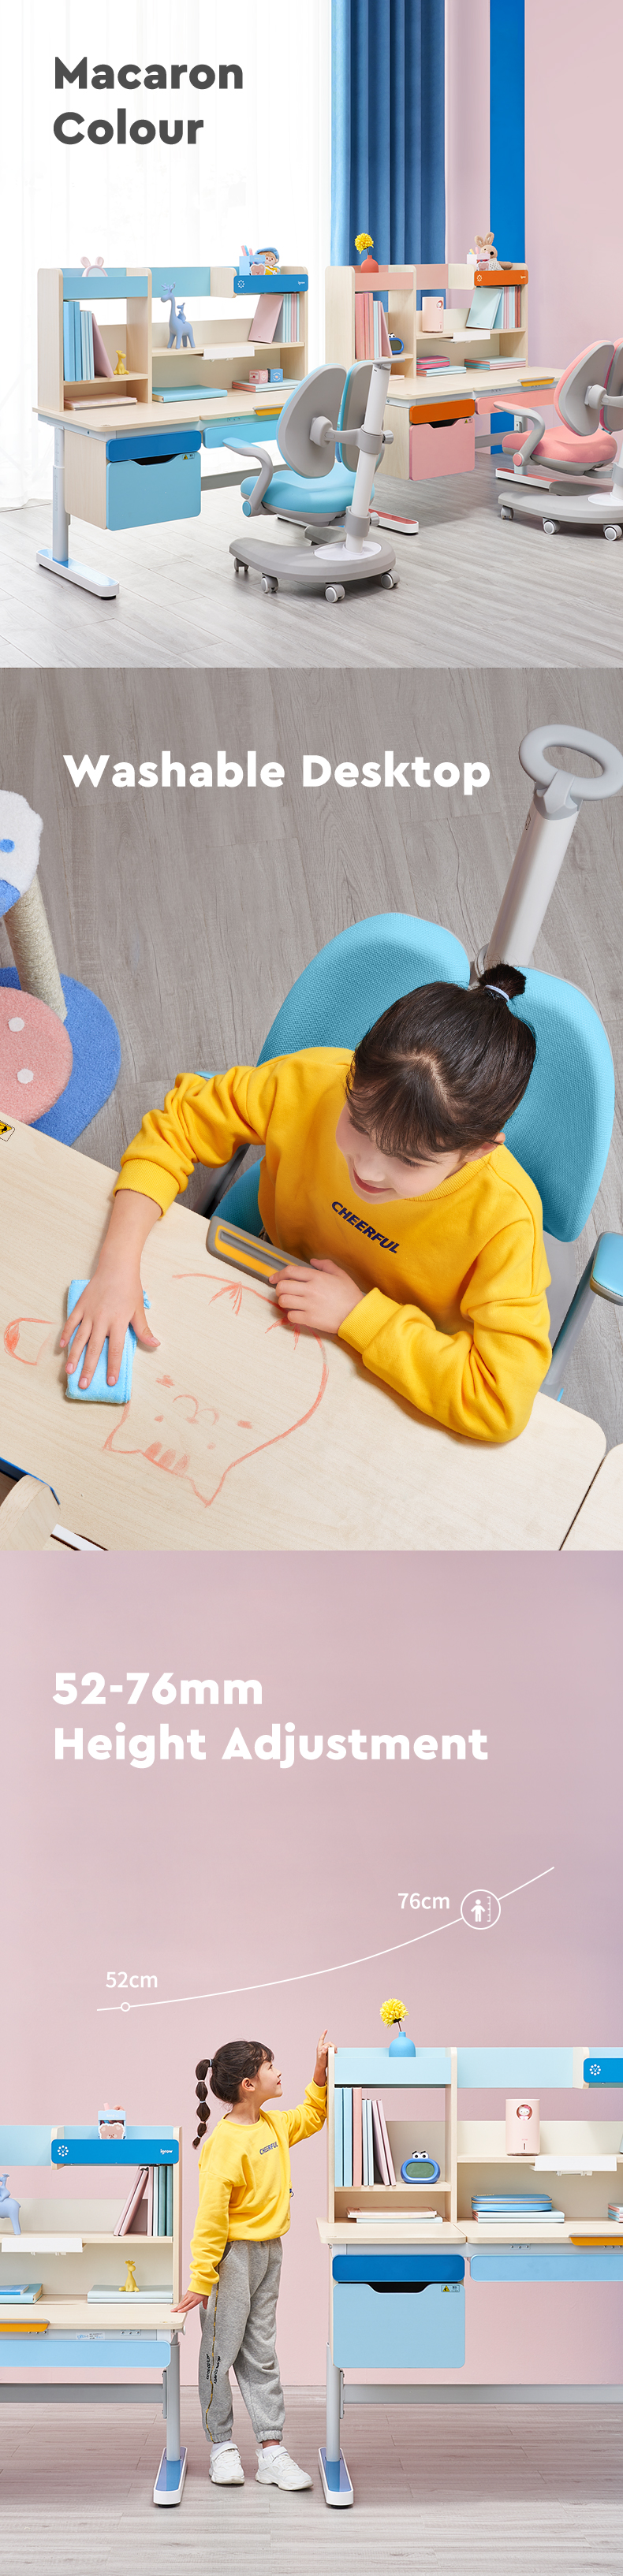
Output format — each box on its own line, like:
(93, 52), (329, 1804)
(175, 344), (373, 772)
(505, 2097), (540, 2154)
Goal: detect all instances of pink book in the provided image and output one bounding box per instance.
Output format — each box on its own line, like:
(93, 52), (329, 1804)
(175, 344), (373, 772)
(91, 313), (114, 378)
(116, 2168), (149, 2238)
(248, 293), (284, 345)
(376, 2101), (396, 2184)
(353, 2089), (363, 2188)
(379, 303), (392, 359)
(371, 2099), (390, 2187)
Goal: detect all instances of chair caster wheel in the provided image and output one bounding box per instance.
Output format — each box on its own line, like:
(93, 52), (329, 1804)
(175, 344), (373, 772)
(380, 571), (398, 588)
(499, 504), (513, 521)
(542, 519), (560, 534)
(604, 523), (622, 540)
(325, 584), (345, 602)
(262, 575), (278, 593)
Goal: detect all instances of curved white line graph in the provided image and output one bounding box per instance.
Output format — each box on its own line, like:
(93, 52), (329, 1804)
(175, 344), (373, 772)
(96, 1867), (554, 2016)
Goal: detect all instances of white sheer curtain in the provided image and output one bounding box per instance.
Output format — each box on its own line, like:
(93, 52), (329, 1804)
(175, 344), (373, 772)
(0, 0), (330, 507)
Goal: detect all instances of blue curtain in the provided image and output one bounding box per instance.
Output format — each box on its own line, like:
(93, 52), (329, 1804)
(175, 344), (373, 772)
(330, 0), (446, 269)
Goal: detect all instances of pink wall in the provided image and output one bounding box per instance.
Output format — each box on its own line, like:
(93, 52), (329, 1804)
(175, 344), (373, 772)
(446, 0), (490, 266)
(3, 1554), (623, 2390)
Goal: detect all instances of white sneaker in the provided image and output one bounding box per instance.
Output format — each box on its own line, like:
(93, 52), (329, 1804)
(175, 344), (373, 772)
(256, 2445), (312, 2491)
(210, 2442), (244, 2485)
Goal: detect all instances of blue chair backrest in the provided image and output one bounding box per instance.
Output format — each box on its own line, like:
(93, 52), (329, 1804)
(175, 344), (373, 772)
(221, 913), (614, 1244)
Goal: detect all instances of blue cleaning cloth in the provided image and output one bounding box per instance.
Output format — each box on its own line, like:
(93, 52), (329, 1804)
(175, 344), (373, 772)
(65, 1280), (149, 1405)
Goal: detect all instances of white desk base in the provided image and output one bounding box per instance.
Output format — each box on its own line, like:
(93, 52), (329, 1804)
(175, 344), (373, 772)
(37, 546), (119, 600)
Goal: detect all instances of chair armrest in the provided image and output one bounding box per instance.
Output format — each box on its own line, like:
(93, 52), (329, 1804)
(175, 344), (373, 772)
(542, 1231), (623, 1400)
(506, 408), (546, 472)
(222, 441), (274, 513)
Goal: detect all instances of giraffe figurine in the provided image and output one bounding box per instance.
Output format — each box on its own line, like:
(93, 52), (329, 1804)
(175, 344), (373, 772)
(119, 2258), (140, 2293)
(161, 285), (196, 352)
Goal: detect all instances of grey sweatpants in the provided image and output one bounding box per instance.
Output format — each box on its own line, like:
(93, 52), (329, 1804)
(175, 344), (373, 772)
(198, 2237), (284, 2448)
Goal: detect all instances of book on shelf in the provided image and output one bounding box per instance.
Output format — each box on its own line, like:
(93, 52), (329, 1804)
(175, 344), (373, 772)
(354, 293), (391, 363)
(353, 2088), (363, 2189)
(348, 2209), (441, 2224)
(371, 2099), (390, 2187)
(91, 312), (114, 378)
(65, 396), (138, 410)
(114, 2165), (171, 2237)
(0, 2282), (42, 2301)
(466, 284), (522, 333)
(154, 386), (227, 402)
(339, 2090), (412, 2191)
(87, 2283), (173, 2303)
(114, 2167), (149, 2236)
(248, 293), (284, 344)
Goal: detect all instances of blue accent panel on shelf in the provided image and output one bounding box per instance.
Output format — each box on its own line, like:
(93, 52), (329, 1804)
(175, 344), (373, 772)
(0, 2128), (53, 2166)
(332, 2280), (464, 2370)
(234, 274), (308, 294)
(62, 272), (150, 300)
(51, 2134), (178, 2165)
(470, 2252), (623, 2283)
(584, 2057), (623, 2086)
(457, 2049), (575, 2090)
(490, 0), (525, 262)
(334, 2050), (451, 2088)
(150, 268), (211, 300)
(106, 450), (201, 529)
(106, 428), (202, 462)
(333, 2254), (464, 2283)
(0, 970), (121, 1147)
(0, 2333), (170, 2369)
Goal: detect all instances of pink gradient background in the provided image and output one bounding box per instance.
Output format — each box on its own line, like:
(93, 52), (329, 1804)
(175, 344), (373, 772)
(2, 1552), (622, 2391)
(447, 2), (623, 370)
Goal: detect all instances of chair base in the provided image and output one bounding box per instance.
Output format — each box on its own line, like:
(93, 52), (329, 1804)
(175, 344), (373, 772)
(496, 476), (623, 534)
(230, 534), (397, 597)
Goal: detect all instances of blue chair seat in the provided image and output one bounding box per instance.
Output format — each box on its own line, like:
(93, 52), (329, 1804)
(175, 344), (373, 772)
(241, 460), (360, 519)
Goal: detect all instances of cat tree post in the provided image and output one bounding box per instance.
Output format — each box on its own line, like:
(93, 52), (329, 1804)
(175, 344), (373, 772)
(0, 793), (67, 1022)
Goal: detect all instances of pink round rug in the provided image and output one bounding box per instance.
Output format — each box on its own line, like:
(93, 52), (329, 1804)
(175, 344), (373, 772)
(0, 988), (73, 1121)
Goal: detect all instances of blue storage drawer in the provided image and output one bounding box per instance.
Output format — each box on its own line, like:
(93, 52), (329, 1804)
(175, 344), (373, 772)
(470, 2252), (623, 2283)
(332, 2254), (464, 2369)
(203, 415), (281, 452)
(0, 2333), (171, 2369)
(106, 449), (201, 529)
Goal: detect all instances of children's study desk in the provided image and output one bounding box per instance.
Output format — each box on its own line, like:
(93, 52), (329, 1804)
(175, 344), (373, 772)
(383, 368), (560, 482)
(319, 2046), (623, 2507)
(0, 2124), (186, 2505)
(0, 1115), (606, 1554)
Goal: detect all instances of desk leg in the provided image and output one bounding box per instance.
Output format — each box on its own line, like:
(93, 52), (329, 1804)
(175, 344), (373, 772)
(37, 425), (120, 602)
(153, 2335), (188, 2506)
(319, 2343), (353, 2507)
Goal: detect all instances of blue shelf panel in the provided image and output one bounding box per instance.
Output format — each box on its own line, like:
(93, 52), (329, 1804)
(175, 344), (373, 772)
(334, 2050), (451, 2089)
(584, 2057), (623, 2086)
(62, 271), (149, 300)
(150, 267), (211, 300)
(51, 2132), (178, 2167)
(234, 273), (308, 295)
(0, 2128), (53, 2166)
(471, 2253), (623, 2283)
(457, 2050), (576, 2090)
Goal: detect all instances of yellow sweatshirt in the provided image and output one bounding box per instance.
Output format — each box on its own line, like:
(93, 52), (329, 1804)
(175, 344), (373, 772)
(189, 2082), (327, 2294)
(116, 1048), (551, 1445)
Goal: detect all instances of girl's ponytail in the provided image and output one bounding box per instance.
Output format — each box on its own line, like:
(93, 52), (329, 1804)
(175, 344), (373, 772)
(192, 2040), (273, 2145)
(477, 962), (528, 1003)
(193, 2057), (212, 2150)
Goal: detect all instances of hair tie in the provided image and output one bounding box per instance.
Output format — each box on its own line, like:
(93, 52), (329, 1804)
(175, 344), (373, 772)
(485, 982), (511, 1005)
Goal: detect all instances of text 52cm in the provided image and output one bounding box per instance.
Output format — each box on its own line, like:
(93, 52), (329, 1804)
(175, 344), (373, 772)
(106, 1971), (158, 1990)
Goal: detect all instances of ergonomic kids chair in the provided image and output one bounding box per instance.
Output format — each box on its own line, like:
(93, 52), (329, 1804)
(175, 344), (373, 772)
(224, 358), (397, 601)
(202, 727), (623, 1408)
(496, 341), (623, 537)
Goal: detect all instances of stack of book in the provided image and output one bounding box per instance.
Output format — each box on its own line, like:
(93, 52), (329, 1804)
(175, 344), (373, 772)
(471, 2194), (564, 2224)
(63, 304), (95, 380)
(416, 353), (450, 374)
(607, 2203), (623, 2221)
(354, 295), (392, 361)
(0, 2282), (42, 2301)
(114, 2165), (173, 2236)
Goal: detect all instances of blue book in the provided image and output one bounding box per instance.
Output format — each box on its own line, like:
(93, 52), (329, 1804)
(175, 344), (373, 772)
(73, 303), (80, 379)
(153, 385), (227, 403)
(0, 2284), (42, 2302)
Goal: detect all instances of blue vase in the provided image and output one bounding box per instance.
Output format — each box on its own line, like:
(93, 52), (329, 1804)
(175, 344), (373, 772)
(388, 2031), (416, 2058)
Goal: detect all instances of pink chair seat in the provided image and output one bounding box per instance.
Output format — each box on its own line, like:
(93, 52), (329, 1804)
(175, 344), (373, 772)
(502, 427), (617, 467)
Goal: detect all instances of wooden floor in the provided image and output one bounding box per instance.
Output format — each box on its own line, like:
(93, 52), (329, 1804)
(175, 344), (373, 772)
(3, 459), (623, 668)
(0, 2393), (621, 2573)
(2, 662), (622, 1449)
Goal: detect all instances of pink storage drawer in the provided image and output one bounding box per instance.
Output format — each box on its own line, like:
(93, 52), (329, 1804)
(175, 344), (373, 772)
(408, 417), (475, 481)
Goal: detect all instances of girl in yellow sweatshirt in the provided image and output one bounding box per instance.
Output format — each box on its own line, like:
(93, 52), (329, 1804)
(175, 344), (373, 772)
(174, 2033), (328, 2490)
(61, 965), (551, 1444)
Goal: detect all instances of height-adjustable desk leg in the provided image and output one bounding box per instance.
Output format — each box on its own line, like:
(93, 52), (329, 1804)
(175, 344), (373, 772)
(153, 2335), (188, 2505)
(37, 425), (119, 602)
(319, 2343), (353, 2507)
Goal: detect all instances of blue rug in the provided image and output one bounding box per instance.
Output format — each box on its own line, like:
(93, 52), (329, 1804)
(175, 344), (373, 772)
(0, 969), (121, 1143)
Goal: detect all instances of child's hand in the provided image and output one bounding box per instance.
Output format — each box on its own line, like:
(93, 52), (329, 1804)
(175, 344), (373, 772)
(171, 2287), (208, 2315)
(58, 1189), (161, 1389)
(313, 2029), (330, 2087)
(272, 1260), (364, 1336)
